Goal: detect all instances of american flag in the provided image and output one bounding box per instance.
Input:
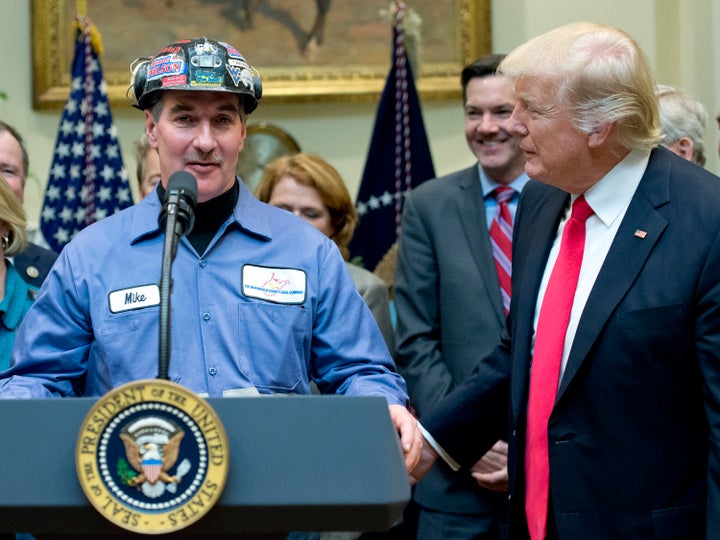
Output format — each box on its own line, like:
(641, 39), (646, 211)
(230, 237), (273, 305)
(40, 18), (132, 253)
(347, 2), (435, 272)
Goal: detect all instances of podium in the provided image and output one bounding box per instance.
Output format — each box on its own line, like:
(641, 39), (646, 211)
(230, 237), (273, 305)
(0, 395), (410, 538)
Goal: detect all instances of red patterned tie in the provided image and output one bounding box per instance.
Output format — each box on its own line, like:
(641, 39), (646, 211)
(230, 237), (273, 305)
(525, 195), (594, 539)
(489, 187), (515, 314)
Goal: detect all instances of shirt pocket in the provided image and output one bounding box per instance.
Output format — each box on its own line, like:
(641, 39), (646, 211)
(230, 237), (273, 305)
(237, 302), (310, 393)
(96, 307), (159, 383)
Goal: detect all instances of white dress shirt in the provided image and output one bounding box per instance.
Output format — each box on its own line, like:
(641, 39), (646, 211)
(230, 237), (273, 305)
(535, 149), (650, 381)
(423, 148), (652, 468)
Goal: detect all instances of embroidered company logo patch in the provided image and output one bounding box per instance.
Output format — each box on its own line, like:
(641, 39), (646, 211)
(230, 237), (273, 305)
(241, 264), (306, 304)
(76, 380), (229, 534)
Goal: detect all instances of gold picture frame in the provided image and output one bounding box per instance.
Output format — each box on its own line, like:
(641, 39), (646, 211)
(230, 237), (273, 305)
(31, 0), (491, 110)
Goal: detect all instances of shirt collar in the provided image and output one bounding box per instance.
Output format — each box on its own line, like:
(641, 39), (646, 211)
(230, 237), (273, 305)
(477, 163), (530, 198)
(129, 178), (274, 245)
(580, 149), (651, 228)
(231, 180), (273, 241)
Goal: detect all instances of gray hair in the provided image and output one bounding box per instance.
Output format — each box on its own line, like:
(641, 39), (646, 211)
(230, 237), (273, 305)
(655, 84), (708, 166)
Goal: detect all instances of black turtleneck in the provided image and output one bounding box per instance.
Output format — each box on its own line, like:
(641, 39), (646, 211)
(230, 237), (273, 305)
(156, 180), (239, 255)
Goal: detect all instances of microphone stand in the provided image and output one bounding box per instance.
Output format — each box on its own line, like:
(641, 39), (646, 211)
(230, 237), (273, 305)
(158, 194), (182, 381)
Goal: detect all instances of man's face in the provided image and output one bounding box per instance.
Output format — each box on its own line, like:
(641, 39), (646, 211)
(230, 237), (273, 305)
(145, 91), (246, 203)
(464, 75), (525, 184)
(0, 130), (26, 202)
(507, 77), (592, 193)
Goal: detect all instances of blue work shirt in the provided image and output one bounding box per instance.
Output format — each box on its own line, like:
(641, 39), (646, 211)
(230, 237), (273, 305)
(0, 181), (407, 404)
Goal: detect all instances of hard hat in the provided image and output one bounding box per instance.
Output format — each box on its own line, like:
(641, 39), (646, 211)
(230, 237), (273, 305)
(128, 37), (262, 113)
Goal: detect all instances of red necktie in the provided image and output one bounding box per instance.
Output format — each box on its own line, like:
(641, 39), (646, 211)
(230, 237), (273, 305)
(489, 187), (515, 314)
(525, 195), (594, 539)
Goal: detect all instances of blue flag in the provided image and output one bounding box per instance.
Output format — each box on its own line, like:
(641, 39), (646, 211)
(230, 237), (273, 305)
(40, 18), (132, 253)
(348, 4), (436, 272)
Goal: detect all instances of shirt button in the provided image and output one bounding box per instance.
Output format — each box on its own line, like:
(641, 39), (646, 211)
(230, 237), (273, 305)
(208, 367), (217, 376)
(199, 260), (207, 268)
(202, 312), (211, 321)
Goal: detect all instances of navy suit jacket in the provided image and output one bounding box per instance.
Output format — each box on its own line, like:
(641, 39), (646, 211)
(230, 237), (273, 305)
(395, 165), (506, 515)
(14, 242), (58, 288)
(423, 148), (720, 539)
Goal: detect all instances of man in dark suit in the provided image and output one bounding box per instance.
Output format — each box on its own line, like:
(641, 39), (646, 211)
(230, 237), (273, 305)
(410, 22), (720, 539)
(394, 54), (528, 539)
(0, 121), (58, 287)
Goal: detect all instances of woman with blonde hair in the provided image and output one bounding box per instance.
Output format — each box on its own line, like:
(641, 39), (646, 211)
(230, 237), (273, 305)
(255, 153), (395, 354)
(0, 176), (35, 370)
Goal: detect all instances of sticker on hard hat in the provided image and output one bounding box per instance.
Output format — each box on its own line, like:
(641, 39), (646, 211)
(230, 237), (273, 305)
(148, 54), (186, 81)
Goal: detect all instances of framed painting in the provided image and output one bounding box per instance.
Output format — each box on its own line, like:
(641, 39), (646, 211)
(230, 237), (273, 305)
(31, 0), (491, 109)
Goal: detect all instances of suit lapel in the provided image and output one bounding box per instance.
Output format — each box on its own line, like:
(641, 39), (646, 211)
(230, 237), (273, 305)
(457, 167), (505, 323)
(556, 149), (671, 399)
(510, 186), (569, 421)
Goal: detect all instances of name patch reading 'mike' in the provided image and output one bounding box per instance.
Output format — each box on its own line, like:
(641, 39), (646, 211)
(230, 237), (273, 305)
(108, 285), (160, 313)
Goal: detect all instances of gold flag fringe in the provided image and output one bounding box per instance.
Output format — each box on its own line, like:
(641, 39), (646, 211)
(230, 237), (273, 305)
(73, 15), (104, 57)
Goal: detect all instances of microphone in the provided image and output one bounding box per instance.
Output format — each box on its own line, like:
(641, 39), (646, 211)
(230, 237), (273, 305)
(158, 171), (198, 380)
(159, 171), (198, 241)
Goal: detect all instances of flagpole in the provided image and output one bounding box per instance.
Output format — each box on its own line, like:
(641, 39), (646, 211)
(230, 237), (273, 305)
(347, 1), (435, 272)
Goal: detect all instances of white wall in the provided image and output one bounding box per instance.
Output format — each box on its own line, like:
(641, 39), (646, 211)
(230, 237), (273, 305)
(1, 0), (718, 232)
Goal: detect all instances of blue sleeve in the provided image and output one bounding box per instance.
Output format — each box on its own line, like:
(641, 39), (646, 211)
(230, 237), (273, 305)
(310, 245), (408, 406)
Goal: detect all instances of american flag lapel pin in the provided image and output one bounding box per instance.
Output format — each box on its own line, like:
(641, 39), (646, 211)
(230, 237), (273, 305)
(634, 229), (648, 239)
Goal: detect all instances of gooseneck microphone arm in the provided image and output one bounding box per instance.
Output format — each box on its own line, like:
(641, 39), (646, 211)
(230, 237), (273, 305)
(158, 171), (198, 380)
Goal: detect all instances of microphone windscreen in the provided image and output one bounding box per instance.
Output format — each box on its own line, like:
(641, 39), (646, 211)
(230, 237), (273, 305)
(165, 171), (198, 206)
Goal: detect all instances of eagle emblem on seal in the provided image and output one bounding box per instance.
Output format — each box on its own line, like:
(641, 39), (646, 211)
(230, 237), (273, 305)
(119, 416), (192, 499)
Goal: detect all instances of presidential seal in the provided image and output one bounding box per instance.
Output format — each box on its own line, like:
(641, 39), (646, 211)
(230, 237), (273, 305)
(76, 379), (229, 534)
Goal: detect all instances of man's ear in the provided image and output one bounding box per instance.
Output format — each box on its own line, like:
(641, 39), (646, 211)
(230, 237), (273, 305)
(663, 137), (695, 162)
(674, 137), (695, 161)
(145, 110), (158, 149)
(588, 122), (613, 149)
